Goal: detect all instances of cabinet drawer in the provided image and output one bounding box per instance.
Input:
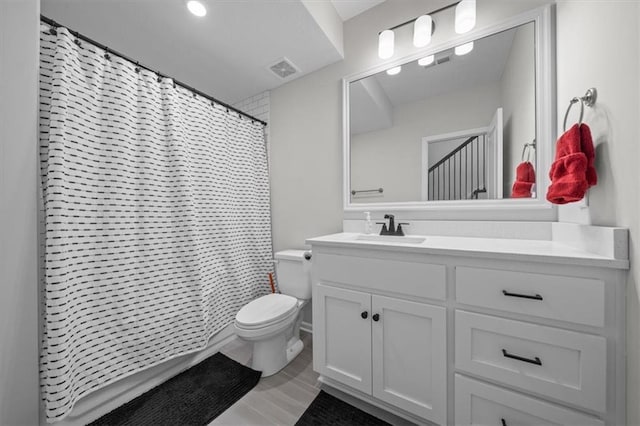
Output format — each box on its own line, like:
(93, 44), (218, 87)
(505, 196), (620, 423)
(455, 374), (604, 426)
(315, 253), (446, 301)
(455, 311), (606, 412)
(455, 266), (605, 327)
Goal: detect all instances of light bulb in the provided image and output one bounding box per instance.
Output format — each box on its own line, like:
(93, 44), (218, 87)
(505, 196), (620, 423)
(413, 15), (432, 48)
(455, 41), (474, 56)
(455, 0), (476, 34)
(386, 66), (402, 76)
(418, 55), (435, 66)
(187, 0), (207, 17)
(378, 30), (394, 59)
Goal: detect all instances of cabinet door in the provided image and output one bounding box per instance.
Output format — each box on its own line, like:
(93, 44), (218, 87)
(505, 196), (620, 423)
(313, 284), (372, 394)
(371, 295), (447, 425)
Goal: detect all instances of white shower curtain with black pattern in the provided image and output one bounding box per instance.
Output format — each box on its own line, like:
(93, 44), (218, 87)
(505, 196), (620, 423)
(39, 24), (273, 423)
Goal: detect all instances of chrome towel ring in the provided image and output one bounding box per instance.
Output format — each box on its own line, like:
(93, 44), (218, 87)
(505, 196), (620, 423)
(521, 139), (536, 163)
(563, 87), (597, 132)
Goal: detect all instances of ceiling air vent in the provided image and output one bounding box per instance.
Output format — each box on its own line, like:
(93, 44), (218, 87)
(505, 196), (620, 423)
(268, 57), (299, 79)
(436, 53), (451, 65)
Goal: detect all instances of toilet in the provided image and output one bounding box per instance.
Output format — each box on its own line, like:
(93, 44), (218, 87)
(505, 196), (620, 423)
(234, 249), (312, 377)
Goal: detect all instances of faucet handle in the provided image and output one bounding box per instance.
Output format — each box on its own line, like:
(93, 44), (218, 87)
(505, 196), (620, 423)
(396, 222), (410, 236)
(376, 222), (389, 235)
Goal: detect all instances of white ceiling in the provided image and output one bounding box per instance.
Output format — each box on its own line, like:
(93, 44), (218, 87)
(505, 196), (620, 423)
(41, 0), (384, 105)
(330, 0), (386, 21)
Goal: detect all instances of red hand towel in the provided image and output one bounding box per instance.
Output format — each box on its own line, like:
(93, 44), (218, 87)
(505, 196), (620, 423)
(511, 161), (536, 198)
(546, 123), (597, 204)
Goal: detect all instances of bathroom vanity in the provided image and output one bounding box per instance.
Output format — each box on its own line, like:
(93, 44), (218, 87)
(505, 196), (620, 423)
(307, 228), (628, 425)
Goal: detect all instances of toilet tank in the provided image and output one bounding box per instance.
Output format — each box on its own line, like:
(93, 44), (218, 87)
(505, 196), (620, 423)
(274, 250), (312, 300)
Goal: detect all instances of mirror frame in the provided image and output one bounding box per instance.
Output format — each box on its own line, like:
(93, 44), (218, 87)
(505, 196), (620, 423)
(343, 5), (556, 221)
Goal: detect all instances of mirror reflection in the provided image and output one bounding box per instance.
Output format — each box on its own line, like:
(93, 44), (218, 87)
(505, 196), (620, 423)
(349, 22), (536, 203)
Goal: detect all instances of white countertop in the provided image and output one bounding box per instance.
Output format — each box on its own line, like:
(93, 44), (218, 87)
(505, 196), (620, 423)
(306, 232), (629, 269)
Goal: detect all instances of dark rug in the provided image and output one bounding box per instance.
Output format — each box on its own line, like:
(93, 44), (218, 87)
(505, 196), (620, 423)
(295, 391), (391, 426)
(88, 353), (261, 426)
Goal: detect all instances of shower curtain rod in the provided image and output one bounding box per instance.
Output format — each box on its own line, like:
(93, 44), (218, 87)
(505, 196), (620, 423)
(40, 15), (268, 127)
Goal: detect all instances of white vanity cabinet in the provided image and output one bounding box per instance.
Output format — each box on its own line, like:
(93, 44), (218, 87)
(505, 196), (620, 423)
(308, 232), (628, 426)
(312, 251), (447, 425)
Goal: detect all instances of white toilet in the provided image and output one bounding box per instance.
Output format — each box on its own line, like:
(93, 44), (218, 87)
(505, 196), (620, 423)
(234, 249), (312, 377)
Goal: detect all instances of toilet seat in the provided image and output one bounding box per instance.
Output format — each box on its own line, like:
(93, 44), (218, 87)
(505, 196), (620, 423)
(235, 293), (298, 330)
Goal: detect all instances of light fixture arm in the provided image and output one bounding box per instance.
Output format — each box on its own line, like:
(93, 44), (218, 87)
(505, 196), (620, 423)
(380, 1), (460, 34)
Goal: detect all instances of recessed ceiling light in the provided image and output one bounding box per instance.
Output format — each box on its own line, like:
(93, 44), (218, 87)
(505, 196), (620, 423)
(418, 55), (435, 66)
(187, 0), (207, 17)
(455, 41), (474, 56)
(386, 66), (402, 76)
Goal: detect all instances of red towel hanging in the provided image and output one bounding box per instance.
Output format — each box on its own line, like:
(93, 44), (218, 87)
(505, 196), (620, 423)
(511, 161), (536, 198)
(546, 123), (597, 204)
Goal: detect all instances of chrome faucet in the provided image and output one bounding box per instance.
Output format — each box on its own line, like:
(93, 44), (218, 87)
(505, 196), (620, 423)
(377, 214), (409, 236)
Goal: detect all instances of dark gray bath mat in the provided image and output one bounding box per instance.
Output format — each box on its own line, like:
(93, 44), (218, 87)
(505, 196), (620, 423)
(88, 353), (261, 426)
(295, 391), (391, 426)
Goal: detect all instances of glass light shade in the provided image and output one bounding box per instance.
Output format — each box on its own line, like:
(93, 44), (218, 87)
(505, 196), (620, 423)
(378, 30), (395, 59)
(386, 66), (402, 76)
(455, 0), (476, 34)
(418, 55), (435, 66)
(413, 15), (432, 48)
(187, 0), (207, 17)
(455, 41), (474, 56)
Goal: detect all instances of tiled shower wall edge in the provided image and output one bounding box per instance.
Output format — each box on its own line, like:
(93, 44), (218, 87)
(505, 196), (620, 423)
(233, 90), (271, 171)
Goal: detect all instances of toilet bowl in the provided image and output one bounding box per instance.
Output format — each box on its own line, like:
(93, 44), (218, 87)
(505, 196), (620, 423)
(234, 250), (312, 377)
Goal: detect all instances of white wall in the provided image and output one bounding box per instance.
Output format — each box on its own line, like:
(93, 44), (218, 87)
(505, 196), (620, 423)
(554, 2), (640, 424)
(0, 0), (40, 424)
(350, 82), (501, 203)
(500, 23), (536, 196)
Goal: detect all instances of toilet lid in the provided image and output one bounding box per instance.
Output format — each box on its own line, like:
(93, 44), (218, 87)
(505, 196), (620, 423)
(235, 294), (298, 328)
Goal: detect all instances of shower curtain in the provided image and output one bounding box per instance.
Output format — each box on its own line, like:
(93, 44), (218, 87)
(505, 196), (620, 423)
(39, 24), (273, 422)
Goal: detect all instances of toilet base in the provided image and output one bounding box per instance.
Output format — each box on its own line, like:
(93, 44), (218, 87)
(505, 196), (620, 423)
(252, 335), (304, 377)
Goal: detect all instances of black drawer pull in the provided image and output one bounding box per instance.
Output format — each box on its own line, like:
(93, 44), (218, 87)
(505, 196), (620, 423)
(372, 313), (380, 322)
(501, 419), (507, 426)
(361, 311), (368, 319)
(502, 290), (543, 300)
(502, 349), (542, 365)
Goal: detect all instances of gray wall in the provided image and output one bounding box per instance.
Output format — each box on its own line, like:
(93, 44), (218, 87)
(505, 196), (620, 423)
(269, 1), (640, 423)
(0, 0), (40, 424)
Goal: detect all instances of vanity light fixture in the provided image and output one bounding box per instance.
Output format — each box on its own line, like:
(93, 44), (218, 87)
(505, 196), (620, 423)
(378, 30), (395, 59)
(455, 0), (476, 34)
(418, 55), (435, 66)
(413, 15), (433, 47)
(187, 0), (207, 17)
(377, 1), (475, 60)
(455, 41), (474, 56)
(386, 66), (402, 76)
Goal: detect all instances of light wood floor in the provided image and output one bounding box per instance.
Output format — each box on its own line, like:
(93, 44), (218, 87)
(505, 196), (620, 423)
(211, 331), (321, 425)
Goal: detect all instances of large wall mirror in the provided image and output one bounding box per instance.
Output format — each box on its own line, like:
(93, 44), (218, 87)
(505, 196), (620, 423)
(343, 6), (555, 217)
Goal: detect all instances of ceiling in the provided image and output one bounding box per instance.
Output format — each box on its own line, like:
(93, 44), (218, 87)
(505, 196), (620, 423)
(41, 0), (386, 105)
(330, 0), (387, 21)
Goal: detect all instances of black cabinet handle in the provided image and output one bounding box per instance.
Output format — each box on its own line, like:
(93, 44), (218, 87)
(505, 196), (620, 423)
(501, 418), (507, 426)
(361, 311), (368, 319)
(502, 349), (542, 365)
(502, 290), (543, 301)
(372, 313), (380, 322)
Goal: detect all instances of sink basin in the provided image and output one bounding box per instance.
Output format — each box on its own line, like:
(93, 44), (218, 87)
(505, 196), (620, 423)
(355, 234), (426, 244)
